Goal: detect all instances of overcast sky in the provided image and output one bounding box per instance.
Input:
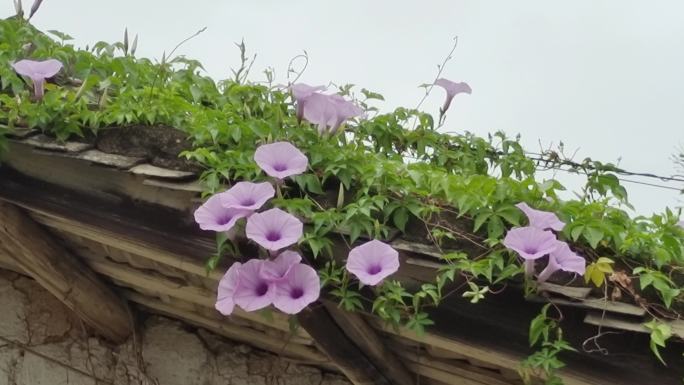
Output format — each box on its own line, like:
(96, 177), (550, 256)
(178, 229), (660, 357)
(4, 1), (684, 215)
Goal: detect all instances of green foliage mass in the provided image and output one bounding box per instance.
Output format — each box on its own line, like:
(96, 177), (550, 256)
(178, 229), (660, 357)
(1, 17), (682, 381)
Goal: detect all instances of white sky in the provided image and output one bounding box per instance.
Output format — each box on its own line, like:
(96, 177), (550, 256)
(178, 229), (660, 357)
(5, 0), (684, 215)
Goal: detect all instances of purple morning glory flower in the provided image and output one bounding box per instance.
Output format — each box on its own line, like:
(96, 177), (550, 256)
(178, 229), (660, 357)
(346, 240), (400, 286)
(245, 208), (303, 251)
(301, 93), (338, 134)
(434, 78), (471, 114)
(11, 59), (63, 99)
(273, 263), (320, 314)
(504, 226), (560, 278)
(327, 94), (364, 134)
(194, 193), (250, 232)
(254, 141), (308, 179)
(302, 93), (363, 134)
(503, 227), (560, 261)
(516, 202), (565, 232)
(233, 259), (276, 312)
(215, 262), (241, 315)
(537, 241), (586, 283)
(290, 83), (326, 121)
(261, 250), (302, 282)
(220, 181), (275, 211)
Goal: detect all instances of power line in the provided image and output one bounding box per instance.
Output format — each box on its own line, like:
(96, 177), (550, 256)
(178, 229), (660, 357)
(618, 178), (683, 192)
(525, 151), (684, 184)
(536, 164), (683, 192)
(539, 165), (683, 191)
(403, 145), (684, 192)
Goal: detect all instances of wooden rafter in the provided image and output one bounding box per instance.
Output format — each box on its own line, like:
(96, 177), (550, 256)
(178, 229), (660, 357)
(298, 306), (393, 385)
(324, 303), (416, 385)
(0, 202), (132, 343)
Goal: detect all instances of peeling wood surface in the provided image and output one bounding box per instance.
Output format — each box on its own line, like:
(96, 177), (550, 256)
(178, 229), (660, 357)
(75, 149), (145, 169)
(22, 134), (92, 152)
(584, 312), (684, 339)
(129, 164), (196, 179)
(537, 283), (592, 299)
(142, 178), (204, 192)
(390, 239), (443, 259)
(5, 127), (38, 139)
(4, 141), (199, 212)
(528, 295), (646, 317)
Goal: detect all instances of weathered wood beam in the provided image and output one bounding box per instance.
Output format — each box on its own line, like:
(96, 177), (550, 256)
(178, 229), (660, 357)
(82, 256), (311, 342)
(123, 290), (331, 366)
(368, 320), (521, 372)
(298, 306), (393, 385)
(387, 341), (513, 385)
(0, 244), (22, 273)
(0, 202), (132, 343)
(324, 303), (416, 385)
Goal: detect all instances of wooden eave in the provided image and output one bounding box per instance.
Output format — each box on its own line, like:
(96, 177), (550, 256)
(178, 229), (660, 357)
(0, 132), (682, 385)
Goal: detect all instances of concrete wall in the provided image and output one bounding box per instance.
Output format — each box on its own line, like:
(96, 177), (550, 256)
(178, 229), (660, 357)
(0, 270), (348, 385)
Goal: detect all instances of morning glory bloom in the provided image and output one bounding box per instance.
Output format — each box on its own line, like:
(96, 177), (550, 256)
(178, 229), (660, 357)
(327, 94), (364, 134)
(346, 240), (400, 286)
(434, 78), (471, 114)
(215, 262), (241, 315)
(194, 193), (250, 232)
(516, 202), (565, 232)
(273, 263), (321, 314)
(302, 93), (363, 134)
(245, 208), (303, 251)
(290, 83), (326, 121)
(233, 259), (276, 312)
(11, 59), (63, 99)
(301, 93), (338, 134)
(503, 227), (560, 260)
(503, 226), (560, 277)
(220, 181), (275, 211)
(254, 141), (308, 179)
(261, 250), (302, 282)
(536, 241), (586, 283)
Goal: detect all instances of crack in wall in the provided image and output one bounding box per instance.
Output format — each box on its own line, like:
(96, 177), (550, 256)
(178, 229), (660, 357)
(0, 271), (348, 385)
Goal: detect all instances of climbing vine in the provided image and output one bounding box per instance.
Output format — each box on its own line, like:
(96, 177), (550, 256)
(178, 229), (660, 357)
(0, 12), (683, 384)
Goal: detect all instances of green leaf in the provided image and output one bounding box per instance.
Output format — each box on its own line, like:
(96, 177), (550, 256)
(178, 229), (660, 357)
(216, 232), (229, 249)
(47, 29), (74, 41)
(644, 319), (672, 365)
(529, 304), (551, 346)
(584, 257), (613, 287)
(497, 206), (521, 226)
(583, 226), (604, 249)
(205, 254), (221, 273)
(295, 174), (324, 195)
(570, 225), (585, 242)
(658, 288), (680, 309)
(487, 215), (504, 240)
(473, 212), (491, 232)
(190, 84), (203, 102)
(392, 207), (409, 232)
(361, 88), (385, 101)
